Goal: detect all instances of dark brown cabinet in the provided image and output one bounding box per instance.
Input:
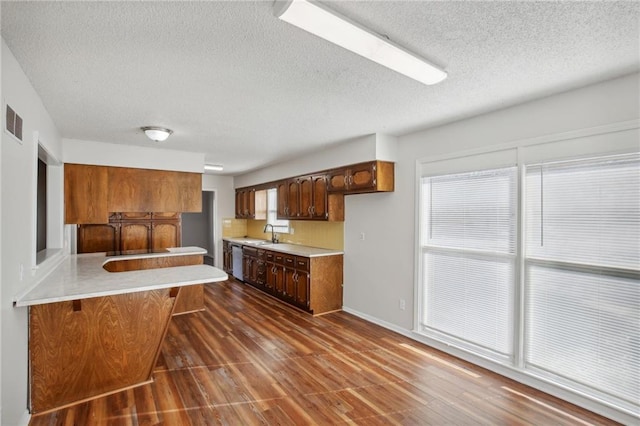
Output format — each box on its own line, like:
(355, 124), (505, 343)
(235, 188), (254, 218)
(238, 244), (342, 315)
(242, 247), (266, 290)
(326, 160), (394, 194)
(277, 175), (343, 221)
(223, 241), (233, 274)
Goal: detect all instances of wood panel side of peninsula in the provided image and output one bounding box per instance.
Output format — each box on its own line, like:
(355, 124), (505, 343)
(29, 288), (177, 414)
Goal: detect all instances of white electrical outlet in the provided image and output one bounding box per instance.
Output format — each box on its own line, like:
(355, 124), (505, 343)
(359, 232), (365, 241)
(290, 227), (294, 235)
(19, 263), (24, 281)
(399, 299), (406, 310)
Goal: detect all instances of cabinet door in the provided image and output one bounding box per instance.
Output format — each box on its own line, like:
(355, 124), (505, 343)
(152, 222), (181, 249)
(65, 164), (109, 224)
(77, 223), (120, 253)
(276, 181), (288, 218)
(247, 189), (256, 219)
(255, 259), (266, 288)
(265, 262), (276, 293)
(273, 265), (285, 295)
(120, 222), (151, 251)
(298, 176), (313, 219)
(283, 268), (296, 301)
(243, 256), (252, 284)
(294, 270), (310, 310)
(286, 180), (300, 218)
(326, 168), (348, 192)
(235, 190), (245, 218)
(348, 162), (376, 191)
(311, 175), (328, 219)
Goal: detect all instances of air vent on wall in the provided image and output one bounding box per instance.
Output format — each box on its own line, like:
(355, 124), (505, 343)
(5, 104), (23, 141)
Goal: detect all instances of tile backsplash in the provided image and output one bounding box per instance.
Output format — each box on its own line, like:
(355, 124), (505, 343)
(222, 218), (247, 238)
(247, 220), (344, 250)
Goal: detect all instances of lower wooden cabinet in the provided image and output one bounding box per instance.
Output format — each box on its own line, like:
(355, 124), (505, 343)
(223, 241), (233, 274)
(77, 223), (120, 253)
(78, 213), (182, 254)
(244, 247), (342, 315)
(120, 222), (151, 251)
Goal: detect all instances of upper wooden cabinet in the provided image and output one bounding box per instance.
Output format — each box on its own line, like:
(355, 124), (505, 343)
(65, 164), (201, 224)
(235, 188), (266, 219)
(64, 164), (109, 224)
(107, 167), (201, 214)
(278, 174), (342, 221)
(326, 160), (394, 194)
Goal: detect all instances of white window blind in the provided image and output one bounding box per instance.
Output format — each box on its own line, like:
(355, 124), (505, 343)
(524, 153), (640, 406)
(421, 167), (517, 357)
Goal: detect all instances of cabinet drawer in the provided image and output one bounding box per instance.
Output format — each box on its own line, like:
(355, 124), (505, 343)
(243, 246), (258, 257)
(295, 257), (310, 271)
(257, 249), (266, 260)
(266, 251), (275, 262)
(274, 253), (285, 265)
(283, 255), (295, 267)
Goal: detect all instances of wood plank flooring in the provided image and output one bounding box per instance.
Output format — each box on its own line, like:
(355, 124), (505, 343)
(30, 279), (619, 425)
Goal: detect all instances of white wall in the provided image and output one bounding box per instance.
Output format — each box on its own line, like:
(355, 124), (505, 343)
(63, 138), (204, 173)
(234, 134), (382, 188)
(1, 38), (63, 426)
(202, 173), (235, 268)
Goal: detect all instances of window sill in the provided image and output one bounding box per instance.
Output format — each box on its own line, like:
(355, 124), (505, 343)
(35, 248), (64, 268)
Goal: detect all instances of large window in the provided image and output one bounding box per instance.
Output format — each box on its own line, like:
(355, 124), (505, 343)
(418, 145), (639, 415)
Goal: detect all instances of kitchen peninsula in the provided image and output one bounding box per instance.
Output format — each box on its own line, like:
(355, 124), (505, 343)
(14, 247), (227, 414)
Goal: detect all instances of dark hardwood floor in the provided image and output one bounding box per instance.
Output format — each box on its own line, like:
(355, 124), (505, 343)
(31, 278), (618, 425)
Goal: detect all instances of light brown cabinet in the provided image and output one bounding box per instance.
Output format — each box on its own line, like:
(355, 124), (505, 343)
(64, 164), (109, 224)
(326, 160), (394, 194)
(77, 223), (120, 253)
(77, 213), (182, 254)
(119, 222), (151, 251)
(65, 164), (202, 224)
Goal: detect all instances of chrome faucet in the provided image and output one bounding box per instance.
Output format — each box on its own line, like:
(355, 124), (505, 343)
(263, 224), (279, 244)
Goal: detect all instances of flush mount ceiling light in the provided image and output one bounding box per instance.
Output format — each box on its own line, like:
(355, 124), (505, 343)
(204, 164), (224, 172)
(141, 126), (173, 142)
(274, 0), (447, 86)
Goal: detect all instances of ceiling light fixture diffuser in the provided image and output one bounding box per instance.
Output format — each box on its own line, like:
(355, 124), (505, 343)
(204, 164), (224, 172)
(274, 0), (447, 86)
(141, 126), (173, 142)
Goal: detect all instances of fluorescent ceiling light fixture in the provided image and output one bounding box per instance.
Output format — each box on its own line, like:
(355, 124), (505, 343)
(204, 164), (224, 172)
(141, 126), (173, 142)
(274, 0), (447, 86)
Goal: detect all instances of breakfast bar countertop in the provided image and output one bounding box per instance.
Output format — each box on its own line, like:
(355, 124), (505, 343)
(14, 246), (228, 307)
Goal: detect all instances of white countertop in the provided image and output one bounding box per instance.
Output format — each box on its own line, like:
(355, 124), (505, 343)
(14, 247), (228, 307)
(223, 238), (343, 257)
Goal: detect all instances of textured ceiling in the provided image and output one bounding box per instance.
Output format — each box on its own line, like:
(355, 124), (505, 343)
(2, 1), (639, 175)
